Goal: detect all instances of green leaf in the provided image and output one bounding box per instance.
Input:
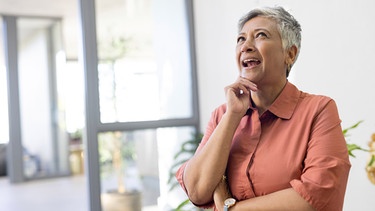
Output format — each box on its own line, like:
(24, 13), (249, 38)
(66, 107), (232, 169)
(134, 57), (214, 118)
(173, 199), (192, 211)
(342, 120), (363, 137)
(347, 143), (368, 157)
(342, 121), (370, 157)
(368, 155), (375, 167)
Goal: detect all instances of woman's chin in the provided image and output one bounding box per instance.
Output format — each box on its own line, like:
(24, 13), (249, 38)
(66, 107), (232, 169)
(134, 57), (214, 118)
(240, 72), (253, 80)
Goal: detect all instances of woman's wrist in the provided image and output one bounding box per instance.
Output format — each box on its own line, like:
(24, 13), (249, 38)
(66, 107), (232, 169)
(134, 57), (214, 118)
(213, 175), (232, 211)
(224, 198), (237, 211)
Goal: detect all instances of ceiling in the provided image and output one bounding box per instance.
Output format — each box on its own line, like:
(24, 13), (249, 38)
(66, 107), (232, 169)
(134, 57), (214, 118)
(0, 0), (140, 60)
(0, 0), (81, 59)
(0, 0), (150, 60)
(0, 0), (76, 17)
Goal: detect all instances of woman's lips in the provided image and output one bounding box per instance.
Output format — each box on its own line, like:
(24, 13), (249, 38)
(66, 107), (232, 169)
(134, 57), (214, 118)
(242, 59), (261, 68)
(241, 58), (260, 79)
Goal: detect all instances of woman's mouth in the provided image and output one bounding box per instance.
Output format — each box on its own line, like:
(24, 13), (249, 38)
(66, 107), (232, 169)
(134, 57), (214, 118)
(242, 59), (261, 68)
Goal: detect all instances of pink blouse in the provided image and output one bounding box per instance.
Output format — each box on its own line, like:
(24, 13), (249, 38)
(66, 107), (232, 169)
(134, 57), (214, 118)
(176, 82), (351, 211)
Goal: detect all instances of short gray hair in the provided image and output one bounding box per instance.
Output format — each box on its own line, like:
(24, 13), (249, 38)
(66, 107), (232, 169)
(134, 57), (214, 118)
(238, 6), (302, 63)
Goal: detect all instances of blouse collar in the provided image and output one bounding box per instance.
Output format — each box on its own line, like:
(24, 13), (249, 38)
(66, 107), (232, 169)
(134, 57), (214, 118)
(267, 81), (301, 120)
(247, 81), (301, 119)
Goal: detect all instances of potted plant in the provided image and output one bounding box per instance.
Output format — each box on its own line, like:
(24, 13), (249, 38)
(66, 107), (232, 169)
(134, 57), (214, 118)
(366, 133), (375, 184)
(341, 121), (375, 184)
(96, 33), (142, 210)
(343, 121), (367, 157)
(99, 131), (142, 211)
(68, 129), (84, 175)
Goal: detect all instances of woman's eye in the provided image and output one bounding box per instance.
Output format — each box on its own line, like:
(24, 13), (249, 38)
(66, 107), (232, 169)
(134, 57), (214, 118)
(256, 32), (267, 38)
(237, 36), (245, 43)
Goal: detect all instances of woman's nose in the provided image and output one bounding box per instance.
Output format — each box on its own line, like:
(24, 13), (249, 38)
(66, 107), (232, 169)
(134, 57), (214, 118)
(240, 38), (255, 52)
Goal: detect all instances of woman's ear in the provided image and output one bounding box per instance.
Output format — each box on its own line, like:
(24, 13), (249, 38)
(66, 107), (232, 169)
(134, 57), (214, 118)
(286, 45), (298, 65)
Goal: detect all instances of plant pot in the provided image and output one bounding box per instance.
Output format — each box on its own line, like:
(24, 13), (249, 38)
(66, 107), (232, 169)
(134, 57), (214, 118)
(101, 191), (142, 211)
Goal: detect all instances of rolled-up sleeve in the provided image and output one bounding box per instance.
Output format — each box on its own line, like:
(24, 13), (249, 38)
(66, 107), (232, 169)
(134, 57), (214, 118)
(175, 156), (216, 209)
(175, 162), (188, 194)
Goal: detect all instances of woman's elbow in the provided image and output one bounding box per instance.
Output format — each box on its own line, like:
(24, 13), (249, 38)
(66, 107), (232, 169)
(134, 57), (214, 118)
(187, 189), (213, 206)
(185, 181), (214, 205)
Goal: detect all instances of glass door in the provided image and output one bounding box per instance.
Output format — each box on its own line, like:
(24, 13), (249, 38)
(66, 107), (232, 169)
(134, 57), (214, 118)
(79, 0), (199, 210)
(94, 0), (198, 209)
(18, 17), (69, 179)
(3, 15), (70, 181)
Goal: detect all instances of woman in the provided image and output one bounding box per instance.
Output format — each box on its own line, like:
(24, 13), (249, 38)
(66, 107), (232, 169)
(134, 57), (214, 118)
(176, 6), (350, 211)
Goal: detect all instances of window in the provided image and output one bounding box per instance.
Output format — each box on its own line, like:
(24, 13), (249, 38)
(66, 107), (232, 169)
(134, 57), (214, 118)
(80, 0), (198, 210)
(96, 0), (194, 123)
(99, 127), (195, 209)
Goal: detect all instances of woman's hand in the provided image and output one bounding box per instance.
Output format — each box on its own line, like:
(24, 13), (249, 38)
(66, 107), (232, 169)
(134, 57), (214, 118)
(224, 77), (257, 116)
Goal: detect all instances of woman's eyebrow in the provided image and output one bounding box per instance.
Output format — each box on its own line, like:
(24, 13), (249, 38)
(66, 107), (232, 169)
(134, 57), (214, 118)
(237, 32), (246, 36)
(253, 28), (271, 34)
(239, 27), (272, 35)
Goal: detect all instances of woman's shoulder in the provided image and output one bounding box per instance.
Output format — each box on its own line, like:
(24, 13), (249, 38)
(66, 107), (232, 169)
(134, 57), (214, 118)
(300, 91), (334, 103)
(289, 82), (334, 105)
(299, 91), (337, 111)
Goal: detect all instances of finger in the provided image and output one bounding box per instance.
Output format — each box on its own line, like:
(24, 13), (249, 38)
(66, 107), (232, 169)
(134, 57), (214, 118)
(237, 84), (251, 95)
(226, 83), (249, 96)
(234, 80), (255, 95)
(238, 79), (257, 92)
(238, 77), (258, 92)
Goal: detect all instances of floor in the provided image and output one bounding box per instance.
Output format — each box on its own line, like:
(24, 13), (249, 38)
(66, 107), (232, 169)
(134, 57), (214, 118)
(0, 175), (158, 211)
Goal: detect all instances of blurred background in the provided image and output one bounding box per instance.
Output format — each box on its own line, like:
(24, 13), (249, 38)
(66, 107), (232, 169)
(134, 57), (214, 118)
(0, 0), (374, 210)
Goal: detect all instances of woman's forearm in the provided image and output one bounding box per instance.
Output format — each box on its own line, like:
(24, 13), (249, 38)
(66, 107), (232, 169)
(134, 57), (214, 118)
(229, 188), (315, 211)
(183, 113), (243, 205)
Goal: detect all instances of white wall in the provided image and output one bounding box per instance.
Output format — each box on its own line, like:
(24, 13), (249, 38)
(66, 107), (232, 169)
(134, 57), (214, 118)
(193, 0), (375, 210)
(19, 30), (54, 173)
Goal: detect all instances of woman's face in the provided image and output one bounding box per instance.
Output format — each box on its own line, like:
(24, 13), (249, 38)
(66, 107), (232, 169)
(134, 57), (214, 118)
(236, 16), (289, 87)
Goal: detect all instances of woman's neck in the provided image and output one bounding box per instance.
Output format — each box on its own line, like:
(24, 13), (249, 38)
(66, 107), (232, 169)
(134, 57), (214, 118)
(251, 80), (287, 115)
